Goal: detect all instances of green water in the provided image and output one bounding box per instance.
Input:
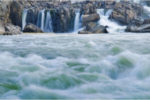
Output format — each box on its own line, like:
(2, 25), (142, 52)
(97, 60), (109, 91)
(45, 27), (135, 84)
(0, 34), (150, 99)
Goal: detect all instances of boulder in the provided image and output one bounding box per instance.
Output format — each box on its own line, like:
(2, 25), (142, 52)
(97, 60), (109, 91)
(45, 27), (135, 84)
(3, 24), (22, 35)
(79, 25), (108, 34)
(82, 14), (100, 25)
(126, 18), (150, 32)
(126, 24), (150, 33)
(91, 25), (108, 33)
(110, 1), (143, 25)
(23, 24), (43, 33)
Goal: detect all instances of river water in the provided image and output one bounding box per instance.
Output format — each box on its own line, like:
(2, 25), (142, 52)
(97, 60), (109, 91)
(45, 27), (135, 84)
(0, 33), (150, 99)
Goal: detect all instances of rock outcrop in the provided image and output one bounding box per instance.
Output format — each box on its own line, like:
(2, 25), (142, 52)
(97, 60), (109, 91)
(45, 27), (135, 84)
(51, 7), (75, 33)
(110, 1), (143, 25)
(79, 2), (108, 34)
(23, 24), (43, 33)
(9, 1), (24, 27)
(3, 24), (22, 35)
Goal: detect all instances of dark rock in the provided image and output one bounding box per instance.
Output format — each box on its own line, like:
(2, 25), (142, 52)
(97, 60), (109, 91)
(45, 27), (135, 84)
(26, 8), (39, 25)
(9, 1), (24, 27)
(91, 25), (108, 33)
(79, 25), (108, 34)
(23, 23), (43, 33)
(51, 7), (75, 33)
(104, 0), (116, 9)
(3, 24), (22, 35)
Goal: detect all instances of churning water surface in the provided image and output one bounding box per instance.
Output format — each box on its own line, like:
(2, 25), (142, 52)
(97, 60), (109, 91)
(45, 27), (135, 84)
(0, 34), (150, 99)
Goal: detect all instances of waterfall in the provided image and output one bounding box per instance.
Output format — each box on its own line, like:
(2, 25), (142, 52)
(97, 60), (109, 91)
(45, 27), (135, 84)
(44, 11), (53, 32)
(22, 9), (28, 30)
(144, 5), (150, 17)
(37, 9), (45, 31)
(74, 10), (81, 32)
(97, 9), (126, 33)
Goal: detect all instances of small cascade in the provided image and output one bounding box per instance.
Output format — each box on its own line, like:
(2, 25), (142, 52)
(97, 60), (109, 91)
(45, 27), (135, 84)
(44, 11), (53, 32)
(74, 10), (81, 32)
(22, 9), (28, 30)
(97, 9), (126, 33)
(143, 5), (150, 17)
(37, 9), (45, 31)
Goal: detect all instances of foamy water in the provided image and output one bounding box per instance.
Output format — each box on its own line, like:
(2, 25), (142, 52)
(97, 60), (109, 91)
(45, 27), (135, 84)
(0, 34), (150, 99)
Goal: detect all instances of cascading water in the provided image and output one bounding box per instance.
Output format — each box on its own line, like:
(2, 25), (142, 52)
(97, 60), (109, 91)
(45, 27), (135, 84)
(74, 10), (82, 32)
(22, 9), (28, 30)
(44, 11), (53, 32)
(37, 9), (45, 31)
(143, 5), (150, 17)
(97, 9), (126, 33)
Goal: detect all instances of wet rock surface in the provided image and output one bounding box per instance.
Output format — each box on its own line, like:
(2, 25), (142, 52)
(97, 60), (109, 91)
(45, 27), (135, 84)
(51, 7), (75, 33)
(126, 18), (150, 32)
(82, 14), (100, 25)
(23, 24), (43, 33)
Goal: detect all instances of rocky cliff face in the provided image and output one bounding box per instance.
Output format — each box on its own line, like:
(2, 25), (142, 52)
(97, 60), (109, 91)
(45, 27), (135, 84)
(110, 1), (143, 25)
(0, 1), (11, 25)
(51, 6), (75, 33)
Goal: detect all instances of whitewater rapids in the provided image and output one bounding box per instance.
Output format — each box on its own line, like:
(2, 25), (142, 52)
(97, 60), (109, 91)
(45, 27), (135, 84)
(0, 34), (150, 99)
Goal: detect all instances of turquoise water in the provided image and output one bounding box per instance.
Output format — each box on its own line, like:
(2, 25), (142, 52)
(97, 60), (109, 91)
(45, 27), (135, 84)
(0, 34), (150, 99)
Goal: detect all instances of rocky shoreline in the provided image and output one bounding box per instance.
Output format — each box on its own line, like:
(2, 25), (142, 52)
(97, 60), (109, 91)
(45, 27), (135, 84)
(0, 0), (150, 35)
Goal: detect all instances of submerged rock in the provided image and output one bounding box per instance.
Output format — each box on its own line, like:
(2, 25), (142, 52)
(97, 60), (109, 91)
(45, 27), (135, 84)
(79, 25), (108, 34)
(78, 30), (92, 34)
(3, 24), (22, 35)
(23, 24), (43, 33)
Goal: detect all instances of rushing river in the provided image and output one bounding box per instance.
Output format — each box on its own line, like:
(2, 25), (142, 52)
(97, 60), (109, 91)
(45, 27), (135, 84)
(0, 34), (150, 99)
